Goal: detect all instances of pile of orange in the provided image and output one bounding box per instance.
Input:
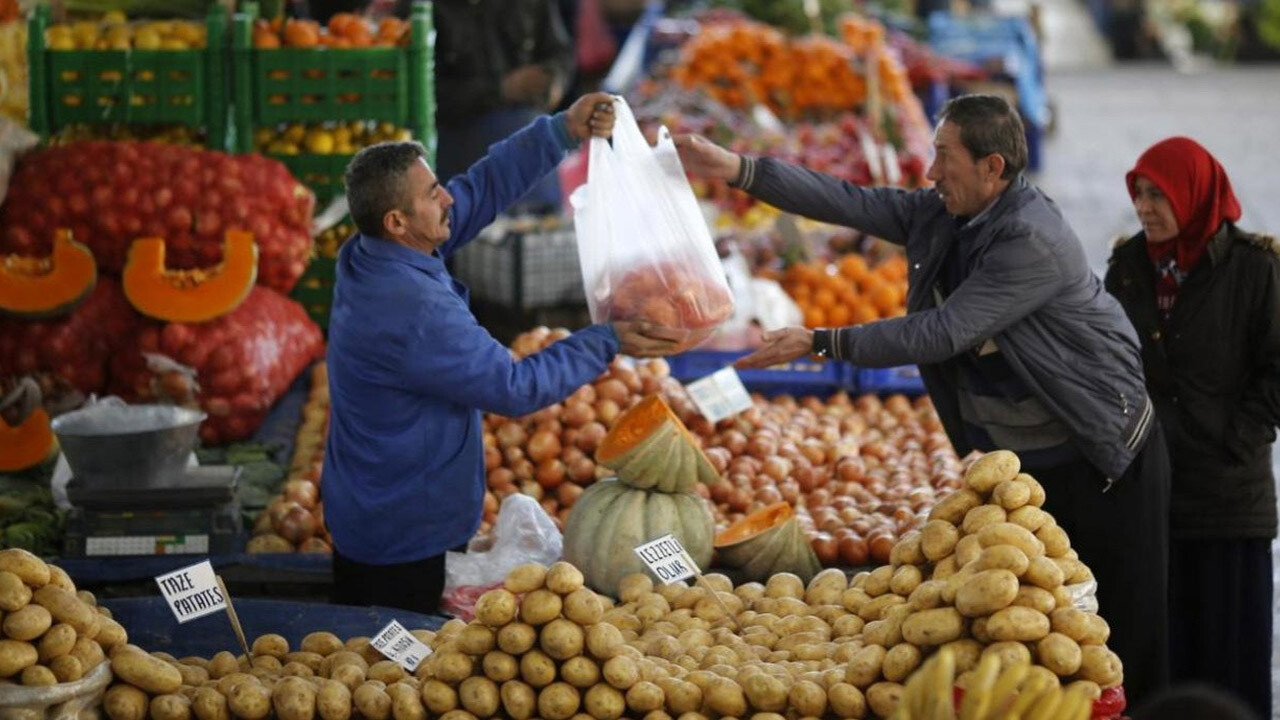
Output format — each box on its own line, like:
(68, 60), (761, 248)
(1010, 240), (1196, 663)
(252, 13), (407, 49)
(669, 15), (916, 119)
(774, 254), (909, 328)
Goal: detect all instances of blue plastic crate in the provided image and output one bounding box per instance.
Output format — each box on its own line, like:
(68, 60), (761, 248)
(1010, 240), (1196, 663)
(856, 365), (927, 395)
(666, 350), (851, 397)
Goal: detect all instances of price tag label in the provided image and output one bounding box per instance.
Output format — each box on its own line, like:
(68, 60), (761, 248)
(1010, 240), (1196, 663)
(633, 534), (700, 584)
(371, 620), (433, 672)
(155, 560), (226, 623)
(684, 367), (753, 423)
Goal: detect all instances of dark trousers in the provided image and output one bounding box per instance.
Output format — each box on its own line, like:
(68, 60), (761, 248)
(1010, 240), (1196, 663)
(1169, 537), (1273, 720)
(1026, 421), (1172, 708)
(331, 549), (449, 614)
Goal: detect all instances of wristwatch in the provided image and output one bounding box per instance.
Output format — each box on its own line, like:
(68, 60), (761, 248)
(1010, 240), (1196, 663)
(812, 328), (835, 359)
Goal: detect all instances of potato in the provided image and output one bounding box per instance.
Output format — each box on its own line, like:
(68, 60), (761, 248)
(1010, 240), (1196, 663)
(976, 523), (1045, 559)
(865, 681), (904, 718)
(901, 607), (965, 646)
(554, 589), (600, 627)
(1008, 586), (1055, 615)
(44, 653), (84, 683)
(192, 686), (230, 720)
(251, 634), (289, 660)
(106, 683), (151, 720)
(887, 531), (923, 567)
(1024, 556), (1066, 590)
(583, 683), (625, 720)
(178, 663), (211, 686)
(954, 569), (1019, 618)
(32, 622), (74, 663)
(369, 661), (407, 685)
(207, 651), (239, 679)
(928, 488), (982, 525)
(111, 647), (184, 694)
(861, 614), (904, 648)
(390, 683), (426, 720)
(881, 643), (921, 683)
(585, 623), (624, 661)
(45, 565), (74, 594)
(614, 574), (651, 603)
(860, 566), (893, 598)
(420, 679), (458, 715)
(487, 624), (533, 658)
(931, 556), (959, 582)
(544, 562), (585, 596)
(149, 694), (192, 720)
(981, 641), (1032, 669)
(252, 656), (283, 672)
(97, 618), (130, 650)
(738, 673), (784, 712)
(1015, 473), (1047, 507)
(1036, 524), (1071, 558)
(1077, 645), (1123, 687)
(505, 564), (548, 594)
(805, 568), (848, 599)
(228, 679), (273, 720)
(332, 664), (366, 691)
(494, 680), (533, 720)
(282, 662), (315, 678)
(937, 639), (982, 673)
(430, 650), (475, 686)
(656, 678), (701, 715)
(32, 586), (98, 638)
(540, 619), (585, 661)
(827, 682), (866, 719)
(455, 624), (496, 657)
(0, 549), (50, 588)
(474, 650), (515, 684)
(961, 505), (1008, 536)
(704, 679), (747, 718)
(1055, 558), (1093, 585)
(989, 479), (1030, 511)
(0, 571), (31, 613)
(309, 679), (351, 720)
(1081, 614), (1111, 645)
(917, 521), (959, 562)
(844, 645), (886, 688)
(618, 680), (662, 714)
(19, 664), (55, 686)
(1052, 586), (1075, 612)
(973, 545), (1030, 576)
(602, 654), (640, 690)
(986, 606), (1051, 642)
(1035, 633), (1082, 676)
(1007, 505), (1051, 533)
(964, 450), (1020, 493)
(537, 682), (581, 720)
(355, 682), (394, 720)
(297, 631), (341, 657)
(464, 589), (516, 630)
(519, 650), (557, 688)
(3, 604), (51, 642)
(453, 676), (497, 718)
(519, 590), (562, 626)
(437, 712), (480, 720)
(858, 594), (906, 623)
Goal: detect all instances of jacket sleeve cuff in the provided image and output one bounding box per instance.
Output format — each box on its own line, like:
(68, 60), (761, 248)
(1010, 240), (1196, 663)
(551, 112), (577, 151)
(728, 155), (758, 191)
(592, 323), (622, 356)
(822, 325), (864, 363)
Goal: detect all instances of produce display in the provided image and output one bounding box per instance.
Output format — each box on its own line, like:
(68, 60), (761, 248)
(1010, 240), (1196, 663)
(122, 231), (258, 324)
(0, 141), (315, 294)
(0, 20), (27, 124)
(769, 254), (909, 328)
(0, 549), (125, 685)
(0, 229), (98, 320)
(0, 377), (56, 473)
(43, 14), (207, 51)
(314, 221), (355, 260)
(249, 363), (331, 555)
(251, 13), (408, 49)
(252, 122), (413, 157)
(108, 286), (325, 445)
(49, 124), (206, 147)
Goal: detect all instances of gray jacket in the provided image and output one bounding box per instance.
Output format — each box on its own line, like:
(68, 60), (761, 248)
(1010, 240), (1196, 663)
(736, 156), (1154, 480)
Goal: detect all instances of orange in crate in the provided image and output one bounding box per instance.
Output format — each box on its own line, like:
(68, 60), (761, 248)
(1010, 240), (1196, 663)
(775, 254), (910, 329)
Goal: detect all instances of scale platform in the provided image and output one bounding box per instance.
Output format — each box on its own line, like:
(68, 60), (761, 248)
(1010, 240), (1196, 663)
(63, 466), (244, 558)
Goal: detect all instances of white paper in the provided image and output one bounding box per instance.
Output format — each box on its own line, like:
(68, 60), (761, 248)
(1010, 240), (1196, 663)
(371, 620), (432, 672)
(633, 534), (700, 584)
(684, 367), (754, 423)
(155, 560), (226, 623)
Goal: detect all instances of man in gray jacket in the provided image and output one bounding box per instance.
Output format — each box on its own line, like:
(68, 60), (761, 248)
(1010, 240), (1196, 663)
(675, 95), (1170, 704)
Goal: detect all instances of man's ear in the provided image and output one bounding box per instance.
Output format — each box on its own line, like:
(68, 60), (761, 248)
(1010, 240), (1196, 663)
(382, 208), (405, 238)
(984, 153), (1007, 182)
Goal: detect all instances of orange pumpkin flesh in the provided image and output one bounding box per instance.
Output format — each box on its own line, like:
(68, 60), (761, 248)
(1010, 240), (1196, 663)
(122, 230), (259, 323)
(596, 394), (720, 493)
(0, 407), (56, 472)
(0, 229), (97, 319)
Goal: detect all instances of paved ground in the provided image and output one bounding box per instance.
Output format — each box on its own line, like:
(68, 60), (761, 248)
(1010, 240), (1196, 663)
(1029, 2), (1280, 715)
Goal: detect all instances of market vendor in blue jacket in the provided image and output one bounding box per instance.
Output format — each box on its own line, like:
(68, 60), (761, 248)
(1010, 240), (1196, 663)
(322, 91), (687, 614)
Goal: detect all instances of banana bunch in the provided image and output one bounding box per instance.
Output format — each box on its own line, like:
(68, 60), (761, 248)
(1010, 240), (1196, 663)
(891, 649), (1096, 720)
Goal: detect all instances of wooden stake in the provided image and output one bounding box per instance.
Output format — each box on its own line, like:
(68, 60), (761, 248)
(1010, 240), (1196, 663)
(216, 575), (251, 659)
(694, 573), (741, 631)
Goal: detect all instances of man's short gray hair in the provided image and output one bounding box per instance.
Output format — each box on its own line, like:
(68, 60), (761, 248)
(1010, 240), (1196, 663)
(937, 95), (1028, 179)
(344, 141), (429, 237)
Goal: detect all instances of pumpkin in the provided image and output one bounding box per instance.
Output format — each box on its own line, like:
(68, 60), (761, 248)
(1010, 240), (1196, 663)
(0, 379), (57, 472)
(596, 395), (719, 493)
(122, 230), (259, 323)
(562, 477), (714, 597)
(0, 229), (97, 319)
(714, 502), (822, 583)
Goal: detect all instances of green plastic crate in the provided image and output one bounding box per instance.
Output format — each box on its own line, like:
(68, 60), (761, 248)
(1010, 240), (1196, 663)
(232, 1), (435, 164)
(271, 153), (352, 205)
(291, 255), (336, 330)
(27, 5), (228, 148)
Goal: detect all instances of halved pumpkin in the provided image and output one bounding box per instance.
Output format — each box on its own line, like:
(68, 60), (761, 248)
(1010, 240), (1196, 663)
(122, 230), (259, 323)
(715, 502), (822, 582)
(0, 380), (57, 472)
(596, 394), (720, 493)
(0, 229), (97, 319)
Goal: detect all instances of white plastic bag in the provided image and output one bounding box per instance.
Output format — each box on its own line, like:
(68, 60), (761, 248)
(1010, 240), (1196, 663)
(442, 494), (562, 619)
(571, 97), (733, 352)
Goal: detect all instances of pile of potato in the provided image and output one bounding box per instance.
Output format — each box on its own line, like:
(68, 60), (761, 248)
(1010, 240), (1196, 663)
(0, 549), (127, 686)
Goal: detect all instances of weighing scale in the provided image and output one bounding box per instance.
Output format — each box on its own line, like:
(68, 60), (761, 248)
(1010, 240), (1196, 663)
(63, 465), (245, 557)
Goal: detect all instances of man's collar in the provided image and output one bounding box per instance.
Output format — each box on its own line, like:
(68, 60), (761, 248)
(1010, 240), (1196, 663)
(357, 233), (446, 274)
(959, 175), (1024, 230)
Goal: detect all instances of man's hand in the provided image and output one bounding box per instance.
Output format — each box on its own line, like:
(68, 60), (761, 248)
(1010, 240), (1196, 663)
(734, 327), (815, 369)
(566, 92), (616, 142)
(501, 65), (554, 106)
(612, 321), (690, 358)
(673, 134), (742, 182)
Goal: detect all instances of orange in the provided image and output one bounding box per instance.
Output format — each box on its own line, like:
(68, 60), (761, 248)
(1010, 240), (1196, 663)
(812, 287), (837, 309)
(283, 19), (320, 48)
(838, 254), (869, 281)
(851, 302), (879, 325)
(803, 306), (826, 328)
(871, 285), (899, 315)
(826, 304), (852, 326)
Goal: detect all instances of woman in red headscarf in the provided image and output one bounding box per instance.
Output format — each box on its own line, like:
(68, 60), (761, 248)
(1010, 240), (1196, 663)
(1105, 137), (1279, 719)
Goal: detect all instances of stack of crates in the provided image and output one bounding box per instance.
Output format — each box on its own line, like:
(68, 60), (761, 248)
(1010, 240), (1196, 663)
(26, 4), (229, 149)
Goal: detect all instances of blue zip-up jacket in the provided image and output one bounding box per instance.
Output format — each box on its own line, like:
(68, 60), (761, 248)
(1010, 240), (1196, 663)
(322, 114), (620, 565)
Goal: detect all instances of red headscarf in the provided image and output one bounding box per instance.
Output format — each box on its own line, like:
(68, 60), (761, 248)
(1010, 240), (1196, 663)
(1126, 136), (1242, 273)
